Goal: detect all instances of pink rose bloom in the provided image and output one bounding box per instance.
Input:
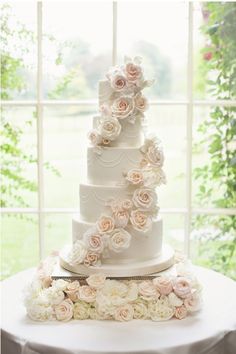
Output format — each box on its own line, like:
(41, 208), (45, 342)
(83, 251), (100, 267)
(126, 169), (144, 185)
(110, 74), (127, 91)
(146, 145), (164, 167)
(175, 305), (188, 320)
(78, 285), (97, 303)
(114, 304), (134, 321)
(83, 228), (104, 254)
(96, 215), (115, 234)
(135, 93), (149, 112)
(113, 209), (129, 228)
(130, 209), (152, 233)
(138, 280), (160, 301)
(125, 62), (143, 82)
(111, 96), (134, 119)
(153, 276), (173, 295)
(132, 188), (157, 211)
(54, 299), (73, 322)
(173, 277), (192, 299)
(88, 130), (102, 146)
(65, 280), (80, 302)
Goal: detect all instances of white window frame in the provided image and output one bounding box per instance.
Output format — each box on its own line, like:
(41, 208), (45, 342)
(1, 2), (236, 260)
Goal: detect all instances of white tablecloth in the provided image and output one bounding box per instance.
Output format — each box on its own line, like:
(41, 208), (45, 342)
(1, 266), (236, 354)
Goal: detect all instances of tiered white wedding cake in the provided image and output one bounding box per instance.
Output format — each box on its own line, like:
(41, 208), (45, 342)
(60, 56), (175, 276)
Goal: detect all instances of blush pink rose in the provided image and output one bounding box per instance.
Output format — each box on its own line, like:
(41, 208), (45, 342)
(138, 280), (160, 301)
(78, 285), (97, 303)
(83, 229), (104, 254)
(126, 169), (144, 185)
(83, 251), (100, 267)
(132, 188), (157, 211)
(173, 277), (192, 299)
(111, 96), (134, 119)
(110, 74), (127, 91)
(153, 277), (173, 295)
(130, 209), (152, 233)
(114, 304), (134, 321)
(65, 280), (80, 302)
(96, 215), (115, 234)
(54, 299), (73, 322)
(125, 62), (143, 82)
(135, 93), (148, 112)
(175, 305), (188, 320)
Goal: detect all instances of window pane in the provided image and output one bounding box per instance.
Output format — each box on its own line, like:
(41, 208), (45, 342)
(191, 214), (236, 279)
(44, 106), (96, 207)
(1, 106), (38, 208)
(162, 213), (185, 252)
(1, 3), (36, 100)
(118, 2), (188, 99)
(43, 2), (112, 99)
(148, 105), (186, 208)
(1, 214), (39, 279)
(44, 213), (72, 256)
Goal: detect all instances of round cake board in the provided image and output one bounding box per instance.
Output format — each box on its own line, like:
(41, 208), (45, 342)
(59, 244), (175, 277)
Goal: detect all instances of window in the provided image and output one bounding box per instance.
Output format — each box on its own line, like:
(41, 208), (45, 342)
(1, 2), (236, 279)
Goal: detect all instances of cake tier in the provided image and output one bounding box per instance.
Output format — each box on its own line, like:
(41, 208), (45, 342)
(93, 115), (143, 147)
(87, 146), (142, 185)
(72, 216), (163, 264)
(80, 183), (133, 222)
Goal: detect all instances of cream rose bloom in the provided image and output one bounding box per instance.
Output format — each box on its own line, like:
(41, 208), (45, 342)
(96, 215), (115, 234)
(148, 300), (175, 321)
(108, 228), (132, 253)
(146, 144), (164, 167)
(184, 293), (201, 312)
(113, 209), (129, 228)
(135, 93), (148, 112)
(78, 285), (97, 303)
(173, 277), (192, 299)
(110, 73), (127, 91)
(86, 273), (106, 289)
(138, 281), (160, 301)
(133, 300), (149, 319)
(114, 304), (134, 321)
(83, 228), (104, 254)
(168, 292), (183, 307)
(54, 299), (73, 322)
(121, 199), (133, 210)
(175, 305), (188, 320)
(27, 301), (54, 322)
(88, 129), (102, 146)
(65, 281), (80, 302)
(143, 167), (166, 187)
(83, 251), (100, 267)
(125, 62), (143, 83)
(44, 287), (65, 305)
(68, 240), (87, 265)
(98, 117), (121, 141)
(73, 301), (90, 320)
(111, 96), (135, 119)
(126, 169), (144, 185)
(153, 276), (173, 295)
(130, 209), (152, 233)
(132, 188), (157, 211)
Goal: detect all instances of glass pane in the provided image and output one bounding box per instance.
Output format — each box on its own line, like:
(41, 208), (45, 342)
(148, 105), (186, 208)
(192, 105), (236, 208)
(1, 106), (38, 208)
(43, 2), (112, 99)
(44, 106), (96, 208)
(193, 2), (236, 100)
(191, 214), (236, 280)
(44, 213), (72, 256)
(1, 214), (39, 279)
(162, 213), (185, 252)
(1, 3), (36, 100)
(117, 2), (188, 99)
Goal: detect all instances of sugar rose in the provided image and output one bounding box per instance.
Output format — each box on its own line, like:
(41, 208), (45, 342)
(113, 209), (129, 228)
(68, 240), (87, 265)
(130, 209), (152, 233)
(175, 305), (188, 320)
(111, 96), (134, 119)
(126, 169), (144, 185)
(121, 199), (133, 210)
(114, 304), (134, 321)
(132, 188), (157, 211)
(86, 273), (106, 289)
(83, 251), (100, 267)
(173, 277), (192, 299)
(110, 74), (127, 91)
(125, 62), (143, 83)
(78, 285), (97, 303)
(83, 228), (104, 254)
(153, 276), (173, 295)
(88, 130), (102, 146)
(54, 299), (73, 322)
(96, 215), (115, 234)
(135, 93), (148, 112)
(108, 228), (132, 253)
(98, 117), (121, 141)
(146, 144), (164, 167)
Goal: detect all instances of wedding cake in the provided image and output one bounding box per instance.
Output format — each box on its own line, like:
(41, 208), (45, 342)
(60, 56), (175, 276)
(24, 57), (202, 322)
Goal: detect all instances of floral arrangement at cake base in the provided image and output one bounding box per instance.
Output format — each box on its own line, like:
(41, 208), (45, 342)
(24, 253), (202, 322)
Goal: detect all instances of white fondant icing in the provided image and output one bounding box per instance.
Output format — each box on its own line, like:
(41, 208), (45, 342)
(72, 215), (163, 263)
(87, 146), (142, 185)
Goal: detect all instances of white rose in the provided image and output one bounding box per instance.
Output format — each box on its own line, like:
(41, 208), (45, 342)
(44, 287), (65, 305)
(168, 292), (183, 307)
(143, 167), (166, 187)
(114, 304), (134, 321)
(88, 129), (102, 146)
(51, 279), (68, 291)
(27, 302), (54, 321)
(68, 240), (87, 265)
(73, 301), (90, 320)
(130, 209), (152, 233)
(86, 273), (106, 289)
(111, 96), (135, 119)
(132, 188), (157, 211)
(98, 117), (121, 141)
(126, 169), (144, 185)
(148, 300), (175, 321)
(138, 280), (160, 301)
(96, 215), (115, 234)
(146, 144), (164, 167)
(78, 285), (97, 303)
(54, 299), (73, 322)
(135, 93), (149, 112)
(184, 293), (201, 312)
(133, 300), (148, 319)
(153, 276), (173, 295)
(89, 306), (109, 320)
(83, 227), (104, 254)
(96, 280), (137, 307)
(108, 228), (132, 253)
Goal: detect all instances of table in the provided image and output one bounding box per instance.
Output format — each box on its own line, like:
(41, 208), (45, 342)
(1, 266), (236, 354)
